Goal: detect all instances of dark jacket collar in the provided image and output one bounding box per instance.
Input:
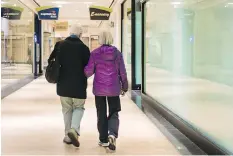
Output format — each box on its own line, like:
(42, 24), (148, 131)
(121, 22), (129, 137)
(65, 36), (82, 43)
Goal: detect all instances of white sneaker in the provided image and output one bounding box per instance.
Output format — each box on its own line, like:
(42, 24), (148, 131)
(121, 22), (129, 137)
(108, 135), (116, 151)
(63, 136), (72, 144)
(98, 141), (109, 147)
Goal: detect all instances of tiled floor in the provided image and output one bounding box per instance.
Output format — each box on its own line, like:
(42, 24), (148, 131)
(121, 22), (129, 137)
(1, 76), (179, 155)
(145, 66), (233, 153)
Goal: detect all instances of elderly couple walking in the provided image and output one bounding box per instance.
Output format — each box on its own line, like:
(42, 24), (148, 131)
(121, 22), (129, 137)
(48, 24), (128, 151)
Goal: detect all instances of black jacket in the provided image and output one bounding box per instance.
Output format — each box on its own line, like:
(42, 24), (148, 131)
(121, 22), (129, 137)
(48, 37), (90, 99)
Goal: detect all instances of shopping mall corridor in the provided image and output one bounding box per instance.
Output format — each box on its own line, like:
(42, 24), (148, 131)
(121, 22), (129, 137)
(1, 76), (179, 155)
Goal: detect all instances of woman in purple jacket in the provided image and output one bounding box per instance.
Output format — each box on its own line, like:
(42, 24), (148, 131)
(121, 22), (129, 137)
(85, 31), (128, 151)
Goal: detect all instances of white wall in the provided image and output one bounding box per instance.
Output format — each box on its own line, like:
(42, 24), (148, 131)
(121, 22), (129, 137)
(43, 21), (54, 33)
(99, 0), (124, 50)
(83, 27), (101, 37)
(19, 0), (38, 13)
(54, 26), (102, 38)
(112, 2), (122, 49)
(1, 18), (9, 36)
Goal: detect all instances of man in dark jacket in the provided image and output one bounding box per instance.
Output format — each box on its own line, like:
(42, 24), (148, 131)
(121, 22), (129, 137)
(48, 25), (90, 147)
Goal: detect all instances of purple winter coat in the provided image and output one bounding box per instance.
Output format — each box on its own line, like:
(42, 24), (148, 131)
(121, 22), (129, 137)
(84, 45), (128, 96)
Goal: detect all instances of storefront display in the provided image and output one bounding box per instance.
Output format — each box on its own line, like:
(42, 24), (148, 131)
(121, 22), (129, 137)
(142, 0), (233, 153)
(122, 0), (132, 88)
(135, 0), (142, 86)
(43, 32), (52, 67)
(1, 0), (34, 89)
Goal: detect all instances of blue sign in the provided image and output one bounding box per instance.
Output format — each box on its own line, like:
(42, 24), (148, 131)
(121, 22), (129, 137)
(1, 6), (24, 20)
(36, 6), (59, 20)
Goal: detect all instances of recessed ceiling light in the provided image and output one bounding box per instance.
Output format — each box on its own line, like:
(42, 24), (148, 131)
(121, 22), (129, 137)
(13, 4), (17, 6)
(171, 2), (181, 5)
(52, 1), (69, 4)
(83, 2), (93, 4)
(57, 5), (62, 8)
(1, 1), (7, 4)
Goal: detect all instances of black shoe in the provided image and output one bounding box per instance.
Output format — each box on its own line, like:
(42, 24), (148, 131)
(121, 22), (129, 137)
(67, 128), (80, 147)
(108, 135), (116, 151)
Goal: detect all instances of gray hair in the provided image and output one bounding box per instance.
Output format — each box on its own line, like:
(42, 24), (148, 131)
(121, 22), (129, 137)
(69, 24), (83, 37)
(98, 31), (113, 45)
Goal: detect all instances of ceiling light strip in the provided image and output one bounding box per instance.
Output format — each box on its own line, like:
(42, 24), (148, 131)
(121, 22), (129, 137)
(13, 0), (36, 13)
(33, 0), (40, 7)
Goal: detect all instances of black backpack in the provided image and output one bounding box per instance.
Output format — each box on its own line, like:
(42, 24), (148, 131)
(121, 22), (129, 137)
(45, 41), (63, 83)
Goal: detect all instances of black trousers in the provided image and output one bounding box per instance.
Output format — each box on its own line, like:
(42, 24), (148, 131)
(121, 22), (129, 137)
(95, 96), (121, 143)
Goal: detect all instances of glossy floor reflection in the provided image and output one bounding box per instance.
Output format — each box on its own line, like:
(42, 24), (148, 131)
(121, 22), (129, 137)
(1, 76), (179, 155)
(1, 64), (32, 89)
(145, 66), (233, 153)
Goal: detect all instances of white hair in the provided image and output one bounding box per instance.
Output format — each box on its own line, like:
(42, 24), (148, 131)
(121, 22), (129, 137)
(98, 31), (113, 45)
(69, 24), (83, 37)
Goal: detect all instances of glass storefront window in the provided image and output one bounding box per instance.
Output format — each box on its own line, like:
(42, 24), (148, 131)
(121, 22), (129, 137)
(1, 0), (34, 89)
(122, 0), (132, 88)
(144, 0), (233, 153)
(135, 0), (142, 85)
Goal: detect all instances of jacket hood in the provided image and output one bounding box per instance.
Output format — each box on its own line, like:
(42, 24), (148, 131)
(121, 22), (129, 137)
(99, 45), (117, 61)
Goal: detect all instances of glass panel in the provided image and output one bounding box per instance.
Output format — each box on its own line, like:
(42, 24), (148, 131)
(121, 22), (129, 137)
(135, 0), (142, 85)
(122, 0), (132, 88)
(43, 32), (52, 68)
(1, 0), (34, 89)
(144, 0), (233, 153)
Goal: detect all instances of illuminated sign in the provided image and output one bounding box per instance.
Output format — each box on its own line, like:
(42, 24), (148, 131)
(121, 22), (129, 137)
(36, 6), (59, 20)
(1, 6), (24, 20)
(89, 6), (112, 20)
(55, 21), (68, 31)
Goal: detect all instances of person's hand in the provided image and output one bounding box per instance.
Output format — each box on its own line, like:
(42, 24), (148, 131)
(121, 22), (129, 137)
(121, 90), (127, 97)
(123, 89), (128, 93)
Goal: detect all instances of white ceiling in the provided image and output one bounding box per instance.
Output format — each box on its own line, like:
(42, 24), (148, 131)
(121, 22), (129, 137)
(146, 0), (231, 9)
(35, 0), (113, 27)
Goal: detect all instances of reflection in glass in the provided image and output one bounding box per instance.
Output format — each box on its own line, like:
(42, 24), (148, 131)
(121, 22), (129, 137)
(122, 0), (132, 88)
(144, 0), (233, 153)
(1, 0), (34, 89)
